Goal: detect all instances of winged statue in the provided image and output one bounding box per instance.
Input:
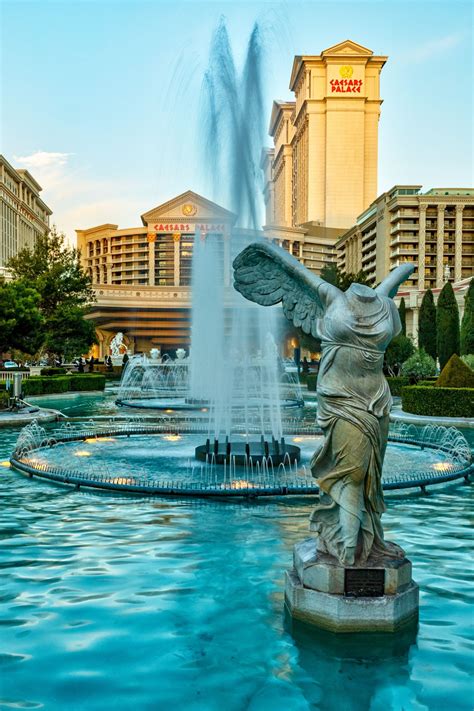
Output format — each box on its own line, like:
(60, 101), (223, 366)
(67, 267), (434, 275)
(233, 241), (414, 566)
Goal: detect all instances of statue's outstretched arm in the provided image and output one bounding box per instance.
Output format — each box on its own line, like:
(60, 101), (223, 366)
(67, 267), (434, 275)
(375, 262), (415, 299)
(233, 242), (340, 338)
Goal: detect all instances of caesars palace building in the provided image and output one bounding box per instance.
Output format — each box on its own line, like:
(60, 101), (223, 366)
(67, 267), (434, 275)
(77, 40), (473, 357)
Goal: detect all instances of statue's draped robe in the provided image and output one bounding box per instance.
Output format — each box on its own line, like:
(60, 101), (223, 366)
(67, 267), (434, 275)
(310, 287), (402, 565)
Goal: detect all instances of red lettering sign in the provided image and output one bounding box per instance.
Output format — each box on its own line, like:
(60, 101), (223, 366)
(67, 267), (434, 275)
(330, 78), (362, 93)
(152, 223), (225, 233)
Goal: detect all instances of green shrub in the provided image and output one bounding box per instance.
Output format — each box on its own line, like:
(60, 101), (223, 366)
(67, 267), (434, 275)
(460, 278), (474, 355)
(418, 379), (436, 387)
(385, 334), (414, 371)
(69, 374), (106, 391)
(461, 354), (474, 371)
(437, 281), (460, 369)
(41, 376), (71, 394)
(385, 376), (409, 396)
(0, 391), (10, 410)
(104, 371), (122, 381)
(0, 380), (6, 391)
(401, 349), (437, 380)
(402, 386), (474, 418)
(436, 353), (474, 388)
(306, 374), (318, 391)
(22, 377), (44, 396)
(40, 368), (67, 376)
(418, 288), (437, 360)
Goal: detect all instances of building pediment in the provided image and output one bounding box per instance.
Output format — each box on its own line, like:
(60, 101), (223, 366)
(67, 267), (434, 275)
(321, 40), (373, 57)
(269, 100), (295, 136)
(290, 41), (376, 90)
(141, 190), (236, 225)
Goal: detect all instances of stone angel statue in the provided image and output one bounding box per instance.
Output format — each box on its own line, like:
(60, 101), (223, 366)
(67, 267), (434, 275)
(233, 242), (414, 567)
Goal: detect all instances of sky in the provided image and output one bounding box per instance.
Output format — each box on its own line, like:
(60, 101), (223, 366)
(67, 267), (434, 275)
(1, 0), (473, 241)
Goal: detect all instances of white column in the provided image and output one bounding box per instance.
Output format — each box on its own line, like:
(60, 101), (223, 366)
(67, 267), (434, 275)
(173, 234), (180, 286)
(148, 236), (155, 286)
(418, 204), (427, 290)
(436, 205), (445, 288)
(454, 205), (464, 283)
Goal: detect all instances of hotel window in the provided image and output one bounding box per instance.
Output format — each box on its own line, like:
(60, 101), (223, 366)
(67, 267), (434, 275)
(155, 234), (175, 286)
(179, 234), (195, 286)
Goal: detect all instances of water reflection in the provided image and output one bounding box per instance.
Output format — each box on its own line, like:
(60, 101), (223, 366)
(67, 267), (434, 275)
(286, 612), (421, 710)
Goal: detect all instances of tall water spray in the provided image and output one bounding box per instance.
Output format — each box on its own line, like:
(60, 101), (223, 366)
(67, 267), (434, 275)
(189, 20), (283, 439)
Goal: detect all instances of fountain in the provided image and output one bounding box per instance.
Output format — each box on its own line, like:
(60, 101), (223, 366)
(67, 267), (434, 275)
(115, 21), (303, 466)
(9, 419), (473, 497)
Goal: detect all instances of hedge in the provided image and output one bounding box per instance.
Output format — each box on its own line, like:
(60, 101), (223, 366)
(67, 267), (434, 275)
(401, 386), (474, 418)
(69, 375), (106, 391)
(40, 368), (67, 376)
(22, 378), (44, 396)
(0, 391), (10, 410)
(22, 374), (106, 396)
(385, 377), (409, 396)
(41, 376), (71, 394)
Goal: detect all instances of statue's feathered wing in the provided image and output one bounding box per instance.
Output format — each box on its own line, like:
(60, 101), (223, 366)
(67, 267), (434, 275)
(233, 242), (337, 338)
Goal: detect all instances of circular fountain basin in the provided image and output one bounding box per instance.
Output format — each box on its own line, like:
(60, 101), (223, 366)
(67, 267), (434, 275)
(116, 397), (304, 411)
(10, 421), (473, 498)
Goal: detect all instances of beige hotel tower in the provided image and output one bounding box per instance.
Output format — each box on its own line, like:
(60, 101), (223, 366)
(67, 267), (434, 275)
(262, 39), (387, 270)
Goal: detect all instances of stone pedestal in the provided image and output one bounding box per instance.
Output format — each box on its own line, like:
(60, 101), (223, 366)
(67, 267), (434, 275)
(285, 538), (419, 633)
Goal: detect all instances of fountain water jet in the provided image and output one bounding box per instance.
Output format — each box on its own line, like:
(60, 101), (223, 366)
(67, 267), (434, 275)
(191, 19), (299, 463)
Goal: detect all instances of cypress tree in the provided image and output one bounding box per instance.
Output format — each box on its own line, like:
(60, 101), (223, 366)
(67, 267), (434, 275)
(460, 278), (474, 355)
(436, 281), (460, 370)
(398, 297), (407, 336)
(418, 289), (437, 360)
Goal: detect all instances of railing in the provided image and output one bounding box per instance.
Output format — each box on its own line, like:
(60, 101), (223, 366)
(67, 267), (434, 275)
(0, 370), (32, 381)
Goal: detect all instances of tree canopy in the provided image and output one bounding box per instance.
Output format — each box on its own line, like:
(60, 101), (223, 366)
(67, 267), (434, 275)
(7, 226), (97, 358)
(385, 334), (414, 374)
(320, 263), (370, 291)
(0, 279), (43, 355)
(401, 348), (437, 380)
(418, 289), (437, 360)
(398, 297), (406, 336)
(460, 278), (474, 355)
(436, 281), (460, 370)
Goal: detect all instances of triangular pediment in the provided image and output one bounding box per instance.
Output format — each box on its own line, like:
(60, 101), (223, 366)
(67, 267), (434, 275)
(141, 190), (236, 225)
(269, 100), (295, 136)
(321, 40), (373, 57)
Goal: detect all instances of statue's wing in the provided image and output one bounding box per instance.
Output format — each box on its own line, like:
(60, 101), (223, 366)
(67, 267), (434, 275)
(233, 242), (339, 338)
(375, 263), (415, 299)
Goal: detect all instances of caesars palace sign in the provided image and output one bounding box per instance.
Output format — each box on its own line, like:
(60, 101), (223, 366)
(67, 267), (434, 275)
(330, 65), (363, 94)
(148, 223), (226, 240)
(147, 204), (227, 239)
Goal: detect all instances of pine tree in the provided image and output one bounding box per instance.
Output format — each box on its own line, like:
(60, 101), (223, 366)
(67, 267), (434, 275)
(460, 278), (474, 355)
(436, 282), (460, 370)
(398, 297), (406, 336)
(418, 289), (437, 360)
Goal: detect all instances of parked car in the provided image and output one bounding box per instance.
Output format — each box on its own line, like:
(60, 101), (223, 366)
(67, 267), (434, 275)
(2, 361), (18, 368)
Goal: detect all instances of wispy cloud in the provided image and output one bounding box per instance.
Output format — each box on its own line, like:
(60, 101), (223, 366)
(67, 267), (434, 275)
(13, 150), (75, 195)
(12, 150), (155, 244)
(406, 33), (467, 63)
(14, 150), (72, 170)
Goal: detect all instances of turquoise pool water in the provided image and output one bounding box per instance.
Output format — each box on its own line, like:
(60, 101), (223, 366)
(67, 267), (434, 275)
(1, 395), (473, 710)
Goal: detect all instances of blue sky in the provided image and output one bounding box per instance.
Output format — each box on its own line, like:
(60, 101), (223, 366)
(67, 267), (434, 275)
(1, 0), (472, 239)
